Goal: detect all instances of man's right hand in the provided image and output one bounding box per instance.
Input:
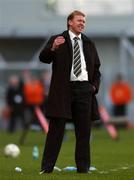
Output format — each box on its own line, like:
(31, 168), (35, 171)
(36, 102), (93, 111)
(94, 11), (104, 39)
(51, 36), (65, 51)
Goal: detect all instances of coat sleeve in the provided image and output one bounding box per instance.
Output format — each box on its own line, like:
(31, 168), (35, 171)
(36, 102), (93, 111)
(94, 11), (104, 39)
(39, 36), (56, 64)
(92, 43), (101, 94)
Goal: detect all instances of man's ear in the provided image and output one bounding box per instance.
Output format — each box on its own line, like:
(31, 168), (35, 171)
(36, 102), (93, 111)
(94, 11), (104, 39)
(68, 20), (72, 27)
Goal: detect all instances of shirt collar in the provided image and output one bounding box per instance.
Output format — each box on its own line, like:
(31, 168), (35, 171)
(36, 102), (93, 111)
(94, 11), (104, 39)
(69, 30), (81, 41)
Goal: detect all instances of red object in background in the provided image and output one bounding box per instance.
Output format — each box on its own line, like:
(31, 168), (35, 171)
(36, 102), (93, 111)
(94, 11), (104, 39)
(35, 106), (49, 134)
(1, 106), (11, 120)
(110, 82), (132, 105)
(99, 105), (118, 140)
(23, 80), (44, 105)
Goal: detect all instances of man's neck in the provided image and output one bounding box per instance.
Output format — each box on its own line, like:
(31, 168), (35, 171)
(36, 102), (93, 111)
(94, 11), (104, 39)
(68, 30), (81, 40)
(69, 29), (81, 36)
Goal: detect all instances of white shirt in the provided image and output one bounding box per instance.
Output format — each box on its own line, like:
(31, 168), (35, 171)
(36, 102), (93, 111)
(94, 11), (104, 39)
(69, 30), (88, 81)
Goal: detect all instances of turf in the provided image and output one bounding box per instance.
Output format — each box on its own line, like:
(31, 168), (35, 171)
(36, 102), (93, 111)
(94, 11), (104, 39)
(0, 128), (134, 179)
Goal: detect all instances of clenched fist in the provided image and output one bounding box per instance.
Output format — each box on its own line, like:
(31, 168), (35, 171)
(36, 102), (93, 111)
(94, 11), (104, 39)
(51, 36), (65, 51)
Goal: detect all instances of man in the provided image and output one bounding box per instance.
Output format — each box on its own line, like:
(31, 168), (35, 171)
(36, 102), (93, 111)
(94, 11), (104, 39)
(109, 73), (132, 116)
(39, 10), (101, 173)
(5, 75), (25, 133)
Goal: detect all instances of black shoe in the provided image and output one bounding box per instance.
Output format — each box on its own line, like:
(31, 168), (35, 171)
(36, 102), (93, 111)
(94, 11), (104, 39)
(39, 169), (52, 174)
(77, 168), (90, 173)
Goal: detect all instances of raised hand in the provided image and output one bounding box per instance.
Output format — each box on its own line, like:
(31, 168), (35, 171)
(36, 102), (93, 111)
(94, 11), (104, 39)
(51, 36), (65, 51)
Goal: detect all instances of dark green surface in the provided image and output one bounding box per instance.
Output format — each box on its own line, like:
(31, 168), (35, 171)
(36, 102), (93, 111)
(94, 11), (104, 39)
(0, 128), (134, 179)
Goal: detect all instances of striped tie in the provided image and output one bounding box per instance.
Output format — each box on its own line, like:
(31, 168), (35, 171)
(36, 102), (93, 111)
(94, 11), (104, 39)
(73, 37), (82, 77)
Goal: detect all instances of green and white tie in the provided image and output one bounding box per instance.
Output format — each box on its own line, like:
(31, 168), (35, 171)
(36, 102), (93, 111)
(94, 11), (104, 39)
(73, 37), (82, 77)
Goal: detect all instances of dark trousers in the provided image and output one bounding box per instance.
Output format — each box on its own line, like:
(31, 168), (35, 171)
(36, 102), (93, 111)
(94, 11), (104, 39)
(41, 81), (93, 172)
(8, 108), (25, 133)
(113, 104), (126, 116)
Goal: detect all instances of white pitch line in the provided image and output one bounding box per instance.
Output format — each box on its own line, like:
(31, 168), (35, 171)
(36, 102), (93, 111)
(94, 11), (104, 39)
(53, 164), (134, 174)
(110, 169), (118, 172)
(98, 171), (109, 174)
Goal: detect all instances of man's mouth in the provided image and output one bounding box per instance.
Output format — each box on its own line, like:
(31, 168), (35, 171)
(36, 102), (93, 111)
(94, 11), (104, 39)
(78, 26), (84, 30)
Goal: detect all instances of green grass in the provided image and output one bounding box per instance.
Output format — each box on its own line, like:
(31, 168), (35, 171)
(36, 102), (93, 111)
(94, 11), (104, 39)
(0, 128), (134, 179)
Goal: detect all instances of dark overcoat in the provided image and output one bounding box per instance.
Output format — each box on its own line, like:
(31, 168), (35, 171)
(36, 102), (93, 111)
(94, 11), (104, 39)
(39, 30), (101, 121)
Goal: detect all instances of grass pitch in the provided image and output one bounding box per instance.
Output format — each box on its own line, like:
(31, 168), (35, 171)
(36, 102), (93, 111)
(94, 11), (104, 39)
(0, 128), (134, 179)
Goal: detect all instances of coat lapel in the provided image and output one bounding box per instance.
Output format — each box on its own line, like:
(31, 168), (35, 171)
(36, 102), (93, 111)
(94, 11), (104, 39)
(82, 34), (92, 71)
(62, 31), (73, 71)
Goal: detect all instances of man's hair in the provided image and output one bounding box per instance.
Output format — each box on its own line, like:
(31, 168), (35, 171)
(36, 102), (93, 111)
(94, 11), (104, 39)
(67, 10), (85, 29)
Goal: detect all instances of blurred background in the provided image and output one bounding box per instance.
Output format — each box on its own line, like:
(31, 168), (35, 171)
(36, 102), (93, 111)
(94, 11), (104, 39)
(0, 0), (134, 132)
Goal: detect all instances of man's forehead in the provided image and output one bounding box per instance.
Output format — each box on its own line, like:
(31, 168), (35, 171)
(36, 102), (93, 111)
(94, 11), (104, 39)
(70, 15), (86, 22)
(73, 15), (85, 19)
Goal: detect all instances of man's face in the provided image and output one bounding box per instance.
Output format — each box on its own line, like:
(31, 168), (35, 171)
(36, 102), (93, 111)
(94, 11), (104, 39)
(69, 15), (86, 35)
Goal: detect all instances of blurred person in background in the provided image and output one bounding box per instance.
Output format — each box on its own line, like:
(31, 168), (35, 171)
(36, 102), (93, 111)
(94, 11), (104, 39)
(19, 73), (46, 144)
(39, 10), (101, 174)
(109, 73), (133, 117)
(5, 75), (25, 133)
(23, 74), (45, 129)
